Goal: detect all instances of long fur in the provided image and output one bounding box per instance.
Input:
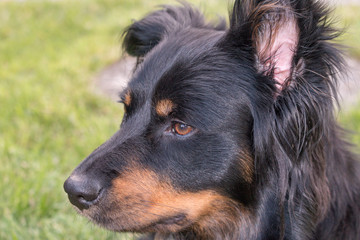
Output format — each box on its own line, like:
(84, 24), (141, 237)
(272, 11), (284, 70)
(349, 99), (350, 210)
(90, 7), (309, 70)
(123, 1), (360, 238)
(64, 0), (360, 239)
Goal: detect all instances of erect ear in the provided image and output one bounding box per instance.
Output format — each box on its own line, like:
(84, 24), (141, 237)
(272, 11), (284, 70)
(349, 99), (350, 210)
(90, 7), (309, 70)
(230, 0), (301, 91)
(123, 3), (226, 58)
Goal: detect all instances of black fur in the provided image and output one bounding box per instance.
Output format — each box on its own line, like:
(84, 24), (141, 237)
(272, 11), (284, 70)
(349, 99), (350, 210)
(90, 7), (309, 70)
(64, 0), (360, 239)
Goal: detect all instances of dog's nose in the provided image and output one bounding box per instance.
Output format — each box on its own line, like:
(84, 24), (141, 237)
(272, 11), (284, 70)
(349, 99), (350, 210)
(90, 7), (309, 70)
(63, 175), (102, 210)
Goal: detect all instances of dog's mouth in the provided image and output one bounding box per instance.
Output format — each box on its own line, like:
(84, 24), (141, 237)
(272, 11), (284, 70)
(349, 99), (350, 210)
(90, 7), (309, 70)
(87, 209), (190, 233)
(134, 213), (188, 232)
(77, 193), (191, 233)
(68, 170), (230, 234)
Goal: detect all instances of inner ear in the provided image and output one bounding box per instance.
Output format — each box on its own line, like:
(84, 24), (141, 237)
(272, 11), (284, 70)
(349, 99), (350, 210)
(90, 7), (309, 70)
(251, 4), (300, 90)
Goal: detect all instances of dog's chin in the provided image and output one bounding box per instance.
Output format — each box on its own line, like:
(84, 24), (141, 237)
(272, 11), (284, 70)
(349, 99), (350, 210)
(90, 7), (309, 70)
(100, 214), (190, 234)
(129, 214), (189, 233)
(79, 206), (191, 233)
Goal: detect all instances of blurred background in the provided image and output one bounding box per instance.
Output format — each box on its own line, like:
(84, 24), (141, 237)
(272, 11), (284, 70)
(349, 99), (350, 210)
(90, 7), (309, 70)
(0, 0), (359, 239)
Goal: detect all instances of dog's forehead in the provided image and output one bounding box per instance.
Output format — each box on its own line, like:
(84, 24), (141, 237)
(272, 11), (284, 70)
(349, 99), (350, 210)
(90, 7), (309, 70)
(124, 28), (253, 128)
(129, 29), (224, 93)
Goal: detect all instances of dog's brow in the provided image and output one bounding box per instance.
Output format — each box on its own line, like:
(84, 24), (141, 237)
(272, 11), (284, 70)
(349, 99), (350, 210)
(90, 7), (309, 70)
(124, 90), (131, 106)
(156, 99), (176, 117)
(119, 89), (132, 107)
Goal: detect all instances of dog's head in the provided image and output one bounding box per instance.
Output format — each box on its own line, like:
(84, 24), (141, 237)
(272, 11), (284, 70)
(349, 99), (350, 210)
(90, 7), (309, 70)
(64, 0), (340, 238)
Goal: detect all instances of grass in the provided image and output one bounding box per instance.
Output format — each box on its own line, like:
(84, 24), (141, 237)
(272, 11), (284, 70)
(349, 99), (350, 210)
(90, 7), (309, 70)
(340, 104), (360, 152)
(0, 0), (359, 239)
(336, 5), (360, 59)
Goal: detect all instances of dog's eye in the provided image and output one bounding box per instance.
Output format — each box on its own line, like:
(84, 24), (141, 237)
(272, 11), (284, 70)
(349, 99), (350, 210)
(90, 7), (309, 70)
(172, 122), (194, 136)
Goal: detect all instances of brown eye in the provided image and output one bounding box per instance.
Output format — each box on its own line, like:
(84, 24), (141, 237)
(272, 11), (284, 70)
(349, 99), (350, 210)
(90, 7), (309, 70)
(172, 122), (194, 136)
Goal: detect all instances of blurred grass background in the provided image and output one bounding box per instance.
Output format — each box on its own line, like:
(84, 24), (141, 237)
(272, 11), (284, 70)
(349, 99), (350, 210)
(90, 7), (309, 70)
(0, 0), (359, 239)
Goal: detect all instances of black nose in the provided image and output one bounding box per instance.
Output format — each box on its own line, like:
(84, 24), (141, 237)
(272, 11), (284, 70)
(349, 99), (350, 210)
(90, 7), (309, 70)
(63, 175), (102, 210)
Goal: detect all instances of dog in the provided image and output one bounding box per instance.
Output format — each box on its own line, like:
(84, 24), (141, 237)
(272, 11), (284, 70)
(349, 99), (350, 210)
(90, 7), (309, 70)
(64, 0), (360, 239)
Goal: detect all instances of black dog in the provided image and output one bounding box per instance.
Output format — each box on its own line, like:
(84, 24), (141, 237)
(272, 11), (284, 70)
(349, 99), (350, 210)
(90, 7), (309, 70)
(64, 0), (360, 239)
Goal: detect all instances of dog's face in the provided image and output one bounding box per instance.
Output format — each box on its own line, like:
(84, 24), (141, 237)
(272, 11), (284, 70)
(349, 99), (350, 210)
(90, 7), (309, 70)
(64, 0), (317, 237)
(64, 27), (258, 233)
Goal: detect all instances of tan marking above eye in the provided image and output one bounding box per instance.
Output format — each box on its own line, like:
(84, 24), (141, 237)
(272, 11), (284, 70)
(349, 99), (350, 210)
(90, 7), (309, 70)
(124, 90), (131, 106)
(156, 99), (175, 117)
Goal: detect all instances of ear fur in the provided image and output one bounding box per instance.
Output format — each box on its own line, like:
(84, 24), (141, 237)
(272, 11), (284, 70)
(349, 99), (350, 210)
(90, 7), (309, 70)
(230, 0), (344, 239)
(230, 0), (301, 90)
(123, 2), (226, 57)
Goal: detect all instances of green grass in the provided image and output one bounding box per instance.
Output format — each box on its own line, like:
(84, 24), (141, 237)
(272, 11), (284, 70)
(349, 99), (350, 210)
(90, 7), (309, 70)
(336, 5), (360, 59)
(0, 0), (359, 239)
(0, 0), (225, 239)
(340, 104), (360, 150)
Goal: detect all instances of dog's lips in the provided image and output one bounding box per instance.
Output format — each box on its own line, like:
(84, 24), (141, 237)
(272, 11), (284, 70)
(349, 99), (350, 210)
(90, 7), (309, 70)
(151, 213), (186, 227)
(102, 212), (189, 233)
(80, 196), (190, 233)
(134, 213), (189, 233)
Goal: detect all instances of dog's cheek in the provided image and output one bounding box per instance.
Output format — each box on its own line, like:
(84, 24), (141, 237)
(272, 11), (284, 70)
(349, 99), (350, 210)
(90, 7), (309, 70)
(100, 167), (243, 232)
(237, 148), (254, 184)
(193, 198), (256, 238)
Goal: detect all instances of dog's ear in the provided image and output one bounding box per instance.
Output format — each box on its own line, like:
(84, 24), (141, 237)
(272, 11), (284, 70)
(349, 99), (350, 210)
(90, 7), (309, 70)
(123, 3), (226, 57)
(232, 1), (338, 238)
(229, 0), (300, 91)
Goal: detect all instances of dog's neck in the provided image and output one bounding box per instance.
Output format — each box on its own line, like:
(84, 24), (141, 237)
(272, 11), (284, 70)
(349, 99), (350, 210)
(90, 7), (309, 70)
(314, 126), (360, 239)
